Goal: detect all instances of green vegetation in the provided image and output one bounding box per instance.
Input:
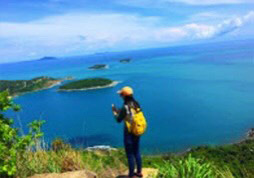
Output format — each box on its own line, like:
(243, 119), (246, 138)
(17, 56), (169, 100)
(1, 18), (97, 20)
(0, 76), (61, 96)
(146, 139), (254, 178)
(88, 64), (108, 70)
(14, 139), (254, 178)
(0, 91), (44, 177)
(154, 154), (233, 178)
(59, 78), (114, 91)
(16, 147), (126, 178)
(189, 140), (254, 177)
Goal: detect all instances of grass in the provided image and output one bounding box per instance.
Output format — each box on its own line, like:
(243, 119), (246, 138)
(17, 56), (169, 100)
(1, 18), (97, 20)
(189, 139), (254, 178)
(16, 149), (127, 178)
(15, 139), (254, 178)
(16, 139), (127, 178)
(154, 154), (234, 178)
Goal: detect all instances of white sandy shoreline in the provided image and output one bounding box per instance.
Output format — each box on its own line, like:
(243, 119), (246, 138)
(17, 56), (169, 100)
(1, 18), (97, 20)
(58, 81), (119, 92)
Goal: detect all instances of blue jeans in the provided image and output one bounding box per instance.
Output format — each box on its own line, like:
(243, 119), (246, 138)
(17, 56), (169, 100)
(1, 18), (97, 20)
(124, 130), (142, 177)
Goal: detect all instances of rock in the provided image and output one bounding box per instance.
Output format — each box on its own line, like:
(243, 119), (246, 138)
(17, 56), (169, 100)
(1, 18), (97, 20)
(247, 128), (254, 139)
(29, 170), (97, 178)
(99, 168), (125, 178)
(142, 168), (159, 178)
(86, 145), (117, 151)
(117, 168), (158, 178)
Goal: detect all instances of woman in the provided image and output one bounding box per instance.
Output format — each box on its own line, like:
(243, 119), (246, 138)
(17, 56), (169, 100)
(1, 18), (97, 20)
(112, 86), (143, 178)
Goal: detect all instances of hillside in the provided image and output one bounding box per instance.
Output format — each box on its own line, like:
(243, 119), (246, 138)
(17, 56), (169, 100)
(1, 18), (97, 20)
(13, 138), (254, 178)
(0, 76), (62, 96)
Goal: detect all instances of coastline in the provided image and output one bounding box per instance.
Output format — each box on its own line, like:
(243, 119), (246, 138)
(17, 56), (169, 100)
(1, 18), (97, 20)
(58, 81), (119, 92)
(12, 80), (63, 98)
(59, 131), (252, 156)
(174, 132), (251, 156)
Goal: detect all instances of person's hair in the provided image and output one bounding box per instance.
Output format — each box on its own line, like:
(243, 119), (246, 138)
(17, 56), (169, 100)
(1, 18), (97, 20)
(124, 95), (140, 110)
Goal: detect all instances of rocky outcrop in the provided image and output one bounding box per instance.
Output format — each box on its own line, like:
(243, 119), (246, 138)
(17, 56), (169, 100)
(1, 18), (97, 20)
(29, 170), (97, 178)
(117, 168), (158, 178)
(247, 128), (254, 139)
(29, 168), (158, 178)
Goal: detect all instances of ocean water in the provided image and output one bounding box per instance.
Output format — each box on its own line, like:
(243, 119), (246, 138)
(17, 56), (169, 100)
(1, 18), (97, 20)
(1, 40), (254, 153)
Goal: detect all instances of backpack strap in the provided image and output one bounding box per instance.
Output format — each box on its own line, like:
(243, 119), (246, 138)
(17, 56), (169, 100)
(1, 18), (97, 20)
(124, 104), (134, 122)
(124, 104), (130, 115)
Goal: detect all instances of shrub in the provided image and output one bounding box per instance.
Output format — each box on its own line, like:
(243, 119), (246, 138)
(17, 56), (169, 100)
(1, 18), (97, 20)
(156, 154), (219, 178)
(52, 138), (71, 152)
(0, 91), (45, 177)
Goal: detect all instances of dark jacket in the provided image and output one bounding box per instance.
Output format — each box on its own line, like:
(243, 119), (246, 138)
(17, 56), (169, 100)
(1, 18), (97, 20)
(116, 105), (128, 123)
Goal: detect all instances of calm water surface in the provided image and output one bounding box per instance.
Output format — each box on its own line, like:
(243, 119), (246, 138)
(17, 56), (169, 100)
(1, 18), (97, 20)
(1, 41), (254, 153)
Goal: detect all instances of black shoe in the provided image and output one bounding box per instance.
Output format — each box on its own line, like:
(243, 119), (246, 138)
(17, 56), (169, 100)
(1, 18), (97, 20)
(134, 173), (143, 177)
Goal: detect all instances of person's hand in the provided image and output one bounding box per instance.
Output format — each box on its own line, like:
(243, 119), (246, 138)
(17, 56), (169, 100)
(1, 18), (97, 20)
(112, 104), (116, 111)
(112, 104), (118, 116)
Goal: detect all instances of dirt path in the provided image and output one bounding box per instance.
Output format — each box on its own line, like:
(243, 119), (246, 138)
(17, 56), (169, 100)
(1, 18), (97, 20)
(117, 168), (158, 178)
(29, 168), (158, 178)
(29, 170), (97, 178)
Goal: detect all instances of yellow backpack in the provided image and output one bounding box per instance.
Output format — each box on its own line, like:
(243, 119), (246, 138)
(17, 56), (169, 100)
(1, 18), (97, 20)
(125, 105), (147, 136)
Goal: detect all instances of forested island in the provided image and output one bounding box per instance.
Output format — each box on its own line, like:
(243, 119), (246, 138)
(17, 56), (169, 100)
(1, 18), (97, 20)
(59, 78), (117, 91)
(119, 58), (131, 63)
(0, 76), (62, 96)
(88, 64), (108, 70)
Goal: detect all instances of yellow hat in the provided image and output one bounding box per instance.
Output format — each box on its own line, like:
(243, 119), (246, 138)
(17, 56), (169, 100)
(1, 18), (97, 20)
(117, 86), (133, 96)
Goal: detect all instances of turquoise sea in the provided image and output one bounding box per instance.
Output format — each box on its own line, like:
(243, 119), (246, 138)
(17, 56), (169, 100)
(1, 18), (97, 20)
(1, 40), (254, 153)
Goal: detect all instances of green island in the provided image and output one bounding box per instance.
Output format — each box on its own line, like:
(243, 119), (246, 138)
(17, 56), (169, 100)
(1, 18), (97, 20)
(88, 64), (108, 70)
(59, 78), (117, 91)
(119, 58), (131, 63)
(1, 91), (254, 178)
(0, 76), (62, 96)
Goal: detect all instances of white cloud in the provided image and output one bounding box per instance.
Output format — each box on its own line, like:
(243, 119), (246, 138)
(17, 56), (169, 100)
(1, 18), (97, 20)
(215, 11), (254, 36)
(184, 24), (216, 38)
(170, 0), (253, 5)
(0, 11), (253, 62)
(0, 13), (160, 61)
(157, 11), (254, 40)
(189, 12), (230, 23)
(117, 0), (253, 8)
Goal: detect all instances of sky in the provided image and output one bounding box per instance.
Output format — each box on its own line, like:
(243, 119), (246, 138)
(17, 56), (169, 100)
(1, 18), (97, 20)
(0, 0), (254, 63)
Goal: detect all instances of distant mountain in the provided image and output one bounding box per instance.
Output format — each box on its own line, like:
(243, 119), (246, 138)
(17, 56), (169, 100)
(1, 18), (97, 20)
(38, 56), (57, 61)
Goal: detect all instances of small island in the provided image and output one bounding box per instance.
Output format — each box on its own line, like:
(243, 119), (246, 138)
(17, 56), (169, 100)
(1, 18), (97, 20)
(88, 64), (108, 70)
(0, 76), (62, 96)
(38, 56), (57, 61)
(59, 78), (118, 91)
(119, 58), (131, 63)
